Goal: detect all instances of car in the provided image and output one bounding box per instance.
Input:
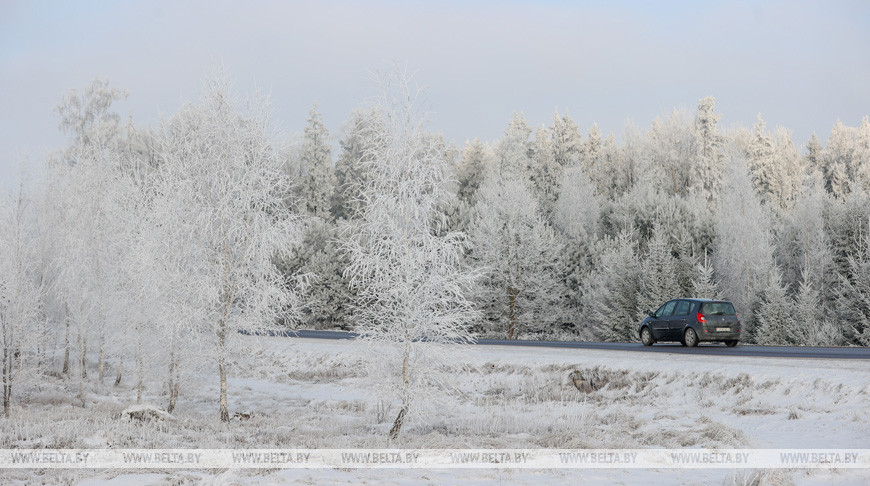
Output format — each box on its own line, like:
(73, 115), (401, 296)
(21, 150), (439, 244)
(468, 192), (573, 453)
(638, 298), (741, 347)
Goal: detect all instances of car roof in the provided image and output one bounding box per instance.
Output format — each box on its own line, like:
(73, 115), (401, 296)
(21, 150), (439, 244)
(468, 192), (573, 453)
(672, 298), (731, 303)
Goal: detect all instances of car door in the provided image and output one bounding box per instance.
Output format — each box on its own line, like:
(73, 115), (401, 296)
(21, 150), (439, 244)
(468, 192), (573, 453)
(651, 300), (677, 339)
(670, 300), (692, 338)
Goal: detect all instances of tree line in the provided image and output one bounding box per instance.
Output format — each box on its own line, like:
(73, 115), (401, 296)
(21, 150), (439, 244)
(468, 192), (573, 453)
(1, 71), (869, 429)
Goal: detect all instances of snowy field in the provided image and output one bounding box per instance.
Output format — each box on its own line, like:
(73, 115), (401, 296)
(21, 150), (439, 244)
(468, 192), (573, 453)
(2, 334), (869, 485)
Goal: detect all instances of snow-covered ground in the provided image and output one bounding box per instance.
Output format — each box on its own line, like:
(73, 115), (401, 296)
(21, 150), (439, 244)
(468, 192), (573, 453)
(2, 334), (869, 485)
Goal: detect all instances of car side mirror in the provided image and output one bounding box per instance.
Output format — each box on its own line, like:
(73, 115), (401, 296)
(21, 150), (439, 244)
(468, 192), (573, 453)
(648, 311), (656, 318)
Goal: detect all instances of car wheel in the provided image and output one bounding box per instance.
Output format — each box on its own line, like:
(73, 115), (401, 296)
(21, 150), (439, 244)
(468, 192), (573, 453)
(684, 328), (699, 347)
(724, 340), (738, 347)
(640, 327), (654, 346)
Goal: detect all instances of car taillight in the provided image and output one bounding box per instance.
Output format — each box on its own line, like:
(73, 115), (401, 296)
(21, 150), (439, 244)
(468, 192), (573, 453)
(697, 313), (706, 324)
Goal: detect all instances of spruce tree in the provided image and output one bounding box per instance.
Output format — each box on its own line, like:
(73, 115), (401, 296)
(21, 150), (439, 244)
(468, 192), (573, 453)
(298, 104), (336, 221)
(755, 271), (795, 346)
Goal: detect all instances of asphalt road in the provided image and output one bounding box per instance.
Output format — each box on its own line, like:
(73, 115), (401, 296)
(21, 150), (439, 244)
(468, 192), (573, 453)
(277, 330), (870, 360)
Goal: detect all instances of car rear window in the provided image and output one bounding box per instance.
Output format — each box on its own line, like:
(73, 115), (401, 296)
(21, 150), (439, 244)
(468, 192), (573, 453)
(674, 300), (691, 316)
(700, 302), (736, 316)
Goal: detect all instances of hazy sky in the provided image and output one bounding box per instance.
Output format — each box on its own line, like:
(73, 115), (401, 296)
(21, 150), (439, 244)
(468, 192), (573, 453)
(1, 0), (869, 190)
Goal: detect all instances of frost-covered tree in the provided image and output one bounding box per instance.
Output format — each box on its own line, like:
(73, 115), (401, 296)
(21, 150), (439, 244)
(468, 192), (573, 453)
(54, 77), (127, 151)
(530, 125), (562, 219)
(805, 133), (825, 182)
(648, 109), (694, 197)
(550, 110), (583, 169)
(777, 183), (836, 304)
(470, 173), (565, 339)
(583, 123), (602, 176)
(456, 139), (488, 206)
(495, 113), (533, 179)
(580, 122), (632, 198)
(582, 229), (641, 341)
(855, 117), (870, 192)
(332, 108), (377, 221)
(792, 268), (842, 346)
(743, 115), (802, 210)
(692, 253), (719, 299)
(833, 231), (870, 346)
(445, 139), (491, 234)
(552, 166), (602, 330)
(825, 190), (870, 278)
(156, 73), (305, 421)
(52, 78), (131, 386)
(693, 96), (724, 200)
(553, 166), (600, 242)
(0, 181), (44, 417)
(279, 219), (353, 330)
(755, 271), (795, 346)
(639, 229), (681, 314)
(297, 104), (336, 220)
(342, 71), (479, 439)
(713, 153), (774, 340)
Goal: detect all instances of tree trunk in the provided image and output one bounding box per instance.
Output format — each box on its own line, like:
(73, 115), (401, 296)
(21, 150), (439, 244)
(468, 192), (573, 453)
(81, 336), (87, 379)
(114, 356), (122, 387)
(78, 329), (86, 408)
(99, 334), (105, 385)
(167, 351), (178, 414)
(389, 405), (407, 440)
(3, 345), (10, 418)
(508, 286), (517, 340)
(136, 304), (144, 405)
(388, 344), (411, 439)
(62, 306), (70, 376)
(218, 319), (229, 422)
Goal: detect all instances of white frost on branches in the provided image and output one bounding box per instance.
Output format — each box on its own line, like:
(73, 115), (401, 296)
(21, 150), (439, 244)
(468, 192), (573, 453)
(342, 70), (479, 439)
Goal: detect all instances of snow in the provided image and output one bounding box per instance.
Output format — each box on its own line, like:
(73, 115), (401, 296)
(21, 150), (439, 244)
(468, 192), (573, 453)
(1, 334), (868, 485)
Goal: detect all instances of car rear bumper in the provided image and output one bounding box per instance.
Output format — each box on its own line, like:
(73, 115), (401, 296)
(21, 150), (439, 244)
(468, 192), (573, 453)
(698, 330), (740, 341)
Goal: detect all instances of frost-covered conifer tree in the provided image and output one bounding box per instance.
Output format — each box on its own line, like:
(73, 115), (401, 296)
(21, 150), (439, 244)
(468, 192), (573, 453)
(550, 110), (583, 169)
(791, 268), (842, 346)
(298, 104), (336, 220)
(805, 133), (825, 182)
(470, 173), (565, 339)
(648, 109), (694, 197)
(713, 154), (774, 341)
(553, 166), (600, 242)
(156, 73), (305, 421)
(342, 71), (479, 439)
(278, 219), (352, 330)
(639, 230), (681, 314)
(744, 115), (801, 210)
(693, 96), (724, 200)
(777, 183), (836, 304)
(530, 125), (562, 220)
(447, 139), (491, 234)
(456, 139), (488, 206)
(333, 108), (377, 221)
(692, 253), (719, 299)
(552, 166), (601, 330)
(755, 272), (795, 345)
(495, 113), (533, 179)
(582, 229), (641, 341)
(833, 232), (870, 346)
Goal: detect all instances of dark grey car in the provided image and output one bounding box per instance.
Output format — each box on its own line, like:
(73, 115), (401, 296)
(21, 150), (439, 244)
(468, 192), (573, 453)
(638, 298), (741, 347)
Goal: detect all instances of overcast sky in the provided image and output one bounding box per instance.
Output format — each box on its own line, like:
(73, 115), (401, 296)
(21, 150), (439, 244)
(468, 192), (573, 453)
(1, 0), (869, 190)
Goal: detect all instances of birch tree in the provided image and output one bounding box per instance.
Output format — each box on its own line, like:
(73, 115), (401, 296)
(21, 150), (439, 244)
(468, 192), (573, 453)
(0, 181), (44, 417)
(343, 71), (479, 439)
(156, 73), (305, 421)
